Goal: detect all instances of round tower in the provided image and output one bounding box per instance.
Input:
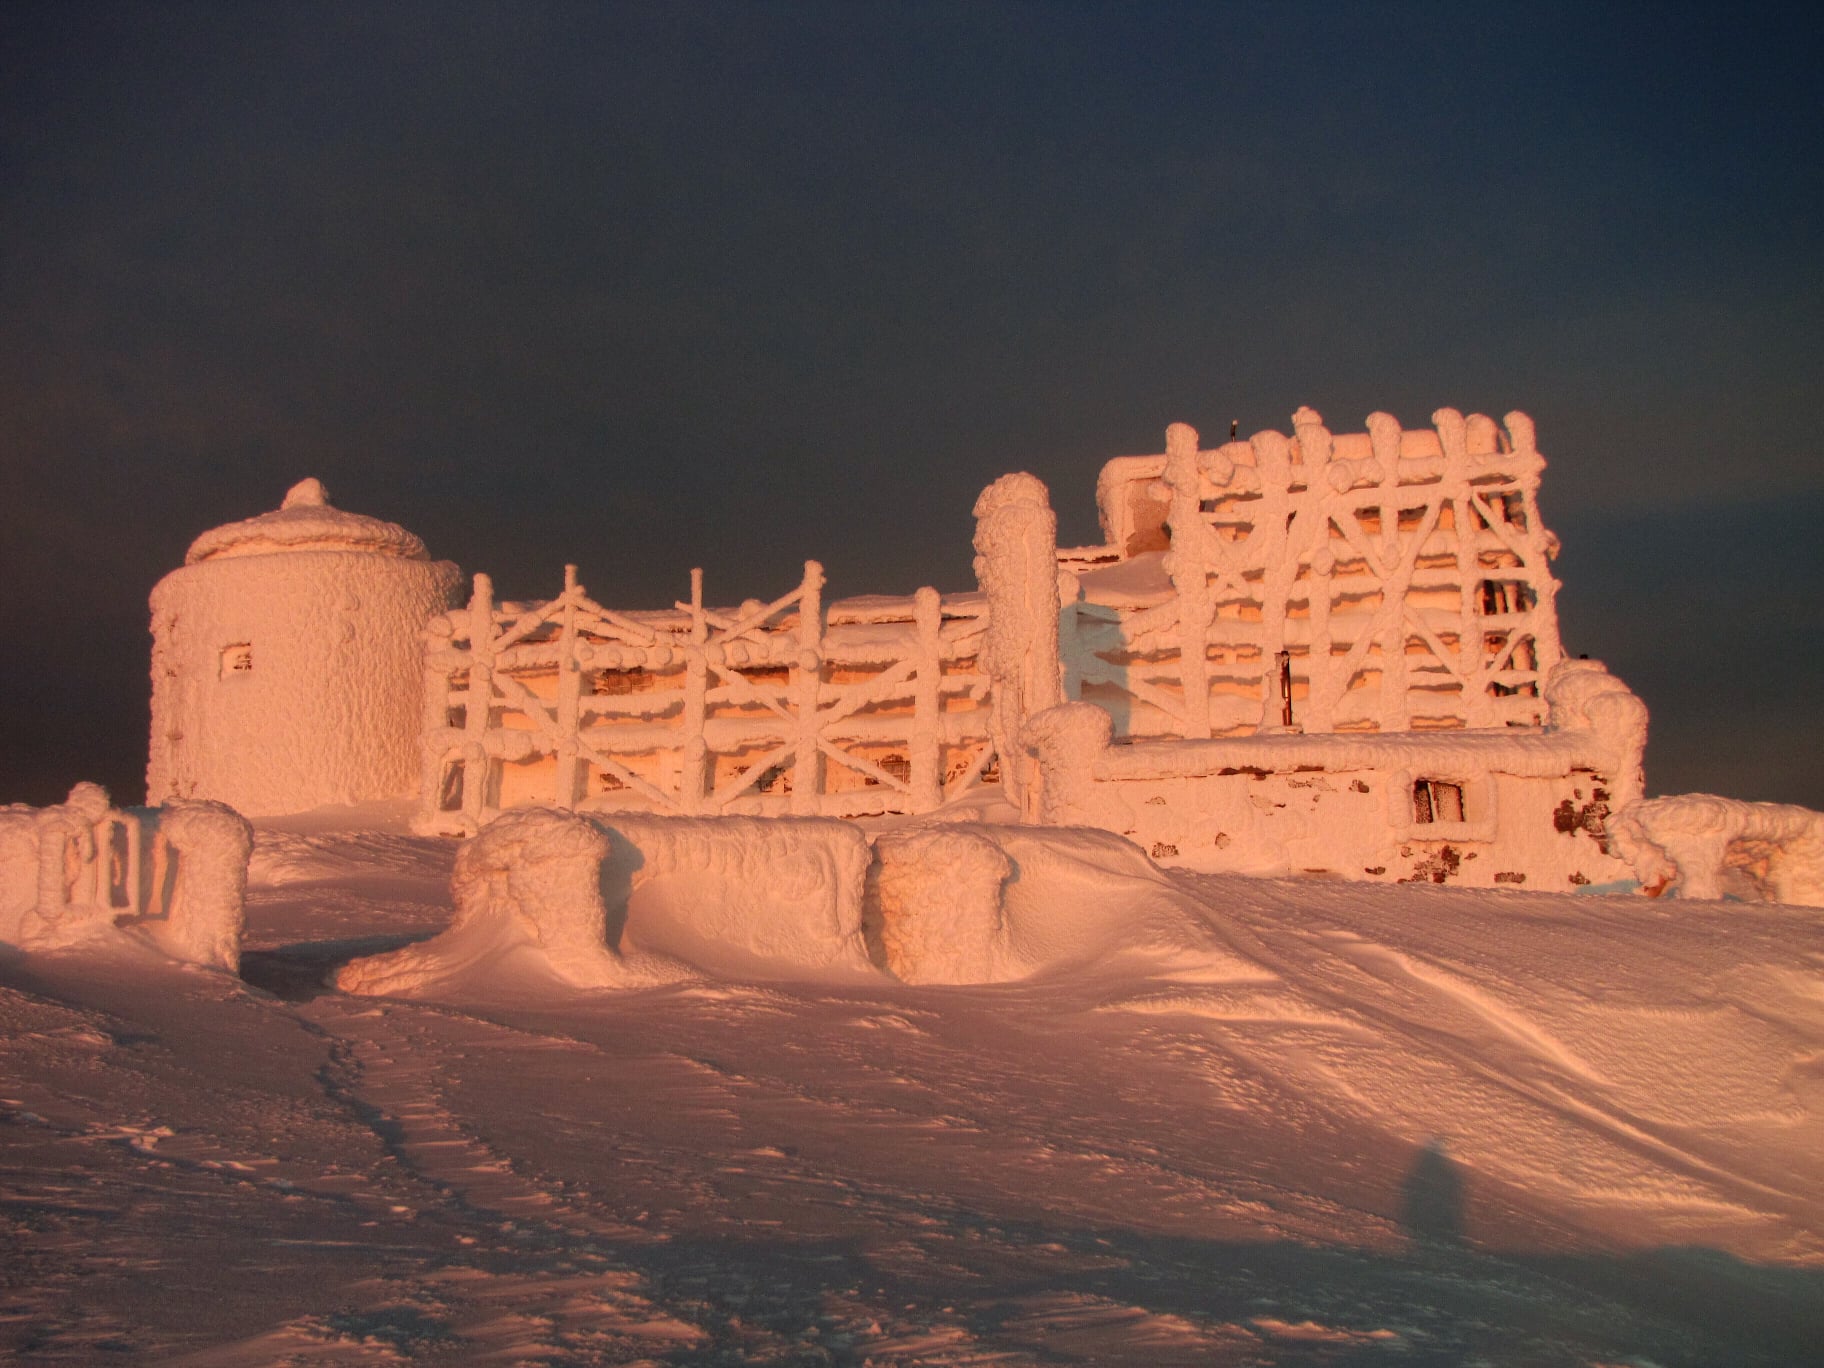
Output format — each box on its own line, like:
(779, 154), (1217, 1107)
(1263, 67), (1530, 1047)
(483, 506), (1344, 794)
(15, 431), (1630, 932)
(148, 479), (462, 816)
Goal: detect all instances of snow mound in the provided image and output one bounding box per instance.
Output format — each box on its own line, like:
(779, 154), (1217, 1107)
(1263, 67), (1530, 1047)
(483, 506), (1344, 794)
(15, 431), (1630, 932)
(337, 808), (681, 996)
(987, 825), (1272, 983)
(602, 814), (874, 978)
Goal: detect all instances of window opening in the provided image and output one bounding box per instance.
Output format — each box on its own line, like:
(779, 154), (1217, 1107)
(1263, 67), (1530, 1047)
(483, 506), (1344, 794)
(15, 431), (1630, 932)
(1413, 778), (1464, 824)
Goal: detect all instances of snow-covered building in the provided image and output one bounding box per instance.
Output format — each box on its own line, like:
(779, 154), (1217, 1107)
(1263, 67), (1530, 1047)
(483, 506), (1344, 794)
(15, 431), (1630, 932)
(148, 478), (462, 816)
(144, 408), (1755, 895)
(977, 408), (1646, 889)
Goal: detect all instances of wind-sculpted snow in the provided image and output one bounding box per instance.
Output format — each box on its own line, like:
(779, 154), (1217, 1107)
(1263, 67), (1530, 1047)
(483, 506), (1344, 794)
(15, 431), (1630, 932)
(1611, 792), (1824, 904)
(4, 819), (1822, 1364)
(336, 808), (687, 995)
(600, 813), (875, 977)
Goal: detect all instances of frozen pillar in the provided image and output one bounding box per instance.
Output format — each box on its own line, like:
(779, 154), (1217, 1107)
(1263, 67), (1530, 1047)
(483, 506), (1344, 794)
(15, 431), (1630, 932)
(972, 473), (1064, 811)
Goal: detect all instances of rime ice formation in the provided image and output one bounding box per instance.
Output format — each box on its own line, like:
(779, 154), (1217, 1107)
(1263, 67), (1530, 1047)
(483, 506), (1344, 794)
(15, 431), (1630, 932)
(599, 814), (874, 976)
(137, 405), (1821, 898)
(868, 828), (1014, 983)
(0, 785), (252, 969)
(144, 801), (253, 973)
(1610, 794), (1824, 905)
(338, 807), (658, 995)
(1064, 409), (1562, 737)
(149, 478), (462, 816)
(340, 809), (874, 995)
(0, 784), (135, 950)
(1542, 657), (1649, 810)
(415, 565), (995, 835)
(971, 472), (1065, 812)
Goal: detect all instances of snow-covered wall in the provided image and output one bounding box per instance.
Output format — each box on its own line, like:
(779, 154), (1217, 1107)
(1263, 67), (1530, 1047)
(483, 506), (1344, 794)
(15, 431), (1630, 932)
(600, 813), (874, 975)
(340, 809), (875, 993)
(1020, 659), (1646, 889)
(149, 480), (461, 816)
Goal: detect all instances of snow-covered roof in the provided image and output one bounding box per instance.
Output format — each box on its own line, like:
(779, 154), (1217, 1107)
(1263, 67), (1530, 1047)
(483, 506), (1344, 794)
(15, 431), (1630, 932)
(184, 478), (431, 564)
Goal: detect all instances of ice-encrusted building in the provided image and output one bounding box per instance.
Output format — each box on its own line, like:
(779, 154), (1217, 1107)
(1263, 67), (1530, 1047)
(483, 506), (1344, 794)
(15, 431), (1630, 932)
(1014, 409), (1646, 889)
(148, 478), (462, 816)
(146, 407), (1682, 891)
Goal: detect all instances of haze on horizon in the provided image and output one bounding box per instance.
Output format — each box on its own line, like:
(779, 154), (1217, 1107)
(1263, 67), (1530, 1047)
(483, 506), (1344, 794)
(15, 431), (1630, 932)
(2, 1), (1819, 808)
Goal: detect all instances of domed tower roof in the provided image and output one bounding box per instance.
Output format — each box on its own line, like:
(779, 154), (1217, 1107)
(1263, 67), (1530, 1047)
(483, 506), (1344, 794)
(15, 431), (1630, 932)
(184, 479), (431, 565)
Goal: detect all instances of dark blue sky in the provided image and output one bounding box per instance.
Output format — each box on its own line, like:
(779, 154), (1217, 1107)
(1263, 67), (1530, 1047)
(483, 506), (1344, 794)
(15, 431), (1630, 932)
(3, 1), (1820, 807)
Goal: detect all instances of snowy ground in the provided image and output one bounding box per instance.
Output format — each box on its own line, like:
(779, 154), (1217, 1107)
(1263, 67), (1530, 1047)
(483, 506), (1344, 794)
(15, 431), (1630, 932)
(4, 815), (1822, 1365)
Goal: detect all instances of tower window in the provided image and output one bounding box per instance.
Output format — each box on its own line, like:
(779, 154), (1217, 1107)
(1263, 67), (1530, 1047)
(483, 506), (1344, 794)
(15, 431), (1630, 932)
(219, 643), (253, 678)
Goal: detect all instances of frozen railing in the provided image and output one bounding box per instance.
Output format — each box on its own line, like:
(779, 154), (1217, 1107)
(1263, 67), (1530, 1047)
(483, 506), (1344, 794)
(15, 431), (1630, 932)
(1061, 408), (1563, 739)
(414, 563), (995, 836)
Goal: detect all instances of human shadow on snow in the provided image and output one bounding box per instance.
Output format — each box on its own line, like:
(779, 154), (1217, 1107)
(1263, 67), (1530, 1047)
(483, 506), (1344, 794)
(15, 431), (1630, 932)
(603, 1143), (1822, 1368)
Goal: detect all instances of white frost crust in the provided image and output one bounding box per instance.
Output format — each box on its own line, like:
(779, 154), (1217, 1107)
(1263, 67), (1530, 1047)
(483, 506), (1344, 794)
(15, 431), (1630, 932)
(869, 828), (1013, 983)
(149, 546), (462, 815)
(146, 800), (252, 972)
(0, 784), (120, 951)
(185, 478), (431, 563)
(1543, 659), (1649, 809)
(600, 814), (874, 977)
(1610, 794), (1824, 905)
(1034, 660), (1645, 789)
(338, 807), (676, 996)
(972, 472), (1064, 810)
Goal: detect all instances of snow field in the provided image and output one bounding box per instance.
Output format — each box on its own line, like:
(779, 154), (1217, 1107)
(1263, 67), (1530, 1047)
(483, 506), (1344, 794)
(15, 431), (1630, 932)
(3, 812), (1822, 1362)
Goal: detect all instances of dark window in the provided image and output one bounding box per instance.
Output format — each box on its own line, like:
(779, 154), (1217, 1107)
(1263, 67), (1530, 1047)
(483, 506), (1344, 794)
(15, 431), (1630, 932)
(1413, 778), (1464, 824)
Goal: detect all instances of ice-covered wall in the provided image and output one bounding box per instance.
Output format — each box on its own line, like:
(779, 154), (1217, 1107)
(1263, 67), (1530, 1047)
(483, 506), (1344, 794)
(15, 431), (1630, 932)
(1020, 659), (1646, 889)
(149, 479), (461, 816)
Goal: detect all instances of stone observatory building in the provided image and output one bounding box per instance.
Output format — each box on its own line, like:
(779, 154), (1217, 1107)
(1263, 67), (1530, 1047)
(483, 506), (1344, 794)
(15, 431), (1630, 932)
(148, 479), (461, 816)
